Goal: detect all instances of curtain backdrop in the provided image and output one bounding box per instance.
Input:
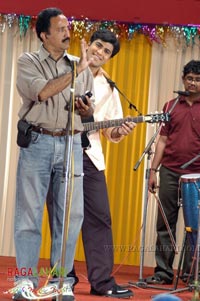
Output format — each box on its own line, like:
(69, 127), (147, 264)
(0, 23), (200, 270)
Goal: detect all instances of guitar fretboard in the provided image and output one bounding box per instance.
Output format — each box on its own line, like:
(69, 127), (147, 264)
(83, 116), (144, 131)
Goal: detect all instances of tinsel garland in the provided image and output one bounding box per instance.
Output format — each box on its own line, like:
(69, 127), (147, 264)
(0, 12), (200, 46)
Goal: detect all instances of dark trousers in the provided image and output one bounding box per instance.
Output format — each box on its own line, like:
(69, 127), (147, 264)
(81, 152), (115, 292)
(155, 165), (193, 282)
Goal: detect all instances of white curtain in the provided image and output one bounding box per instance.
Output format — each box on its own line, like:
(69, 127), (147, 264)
(0, 25), (40, 255)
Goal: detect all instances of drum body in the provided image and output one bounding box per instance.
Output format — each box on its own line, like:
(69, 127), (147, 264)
(180, 174), (200, 252)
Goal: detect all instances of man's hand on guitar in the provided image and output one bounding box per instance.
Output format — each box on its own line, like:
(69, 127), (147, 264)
(118, 121), (136, 136)
(111, 119), (136, 139)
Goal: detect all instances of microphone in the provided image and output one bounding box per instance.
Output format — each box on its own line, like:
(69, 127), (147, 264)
(173, 90), (190, 96)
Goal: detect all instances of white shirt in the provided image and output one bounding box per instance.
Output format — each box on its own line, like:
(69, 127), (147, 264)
(85, 68), (124, 170)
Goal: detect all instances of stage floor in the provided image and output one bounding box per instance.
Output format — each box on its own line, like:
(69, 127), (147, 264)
(0, 256), (194, 301)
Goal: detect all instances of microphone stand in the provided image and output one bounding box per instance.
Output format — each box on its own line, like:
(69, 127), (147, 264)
(129, 111), (178, 291)
(57, 63), (76, 300)
(133, 125), (161, 286)
(129, 123), (174, 290)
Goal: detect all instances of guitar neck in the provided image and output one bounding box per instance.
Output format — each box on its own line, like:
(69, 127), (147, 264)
(83, 116), (145, 132)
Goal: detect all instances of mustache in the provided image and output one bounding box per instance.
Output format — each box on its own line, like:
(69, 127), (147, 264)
(62, 37), (70, 43)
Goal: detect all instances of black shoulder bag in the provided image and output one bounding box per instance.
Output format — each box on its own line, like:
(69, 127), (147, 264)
(17, 119), (33, 148)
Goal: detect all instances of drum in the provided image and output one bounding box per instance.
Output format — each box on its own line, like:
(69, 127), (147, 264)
(180, 174), (200, 252)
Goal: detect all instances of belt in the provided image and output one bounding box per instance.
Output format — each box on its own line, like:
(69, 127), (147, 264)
(32, 126), (80, 136)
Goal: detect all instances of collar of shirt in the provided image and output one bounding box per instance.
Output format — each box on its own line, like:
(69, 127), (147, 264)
(179, 95), (200, 103)
(38, 44), (71, 63)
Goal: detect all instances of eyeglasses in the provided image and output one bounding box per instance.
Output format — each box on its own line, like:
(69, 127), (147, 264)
(185, 76), (200, 83)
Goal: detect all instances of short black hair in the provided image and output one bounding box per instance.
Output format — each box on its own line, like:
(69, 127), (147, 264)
(90, 29), (120, 58)
(183, 60), (200, 77)
(36, 7), (63, 41)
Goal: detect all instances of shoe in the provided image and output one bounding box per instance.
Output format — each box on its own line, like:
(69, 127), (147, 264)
(11, 279), (34, 300)
(51, 281), (74, 301)
(90, 284), (134, 298)
(51, 274), (78, 292)
(145, 275), (173, 285)
(61, 282), (74, 301)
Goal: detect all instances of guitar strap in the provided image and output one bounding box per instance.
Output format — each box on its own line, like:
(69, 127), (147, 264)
(103, 74), (142, 115)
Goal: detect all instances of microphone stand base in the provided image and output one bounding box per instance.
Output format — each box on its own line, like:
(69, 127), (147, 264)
(128, 280), (173, 291)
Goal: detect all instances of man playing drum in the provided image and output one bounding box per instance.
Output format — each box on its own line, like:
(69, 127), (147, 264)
(147, 60), (200, 285)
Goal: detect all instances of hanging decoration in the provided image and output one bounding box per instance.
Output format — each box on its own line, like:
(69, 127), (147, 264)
(0, 12), (200, 46)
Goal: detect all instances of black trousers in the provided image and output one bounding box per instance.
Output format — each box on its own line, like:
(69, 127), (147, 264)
(154, 165), (193, 282)
(81, 152), (115, 292)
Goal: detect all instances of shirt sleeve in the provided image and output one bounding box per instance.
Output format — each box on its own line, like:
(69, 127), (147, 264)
(16, 53), (48, 103)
